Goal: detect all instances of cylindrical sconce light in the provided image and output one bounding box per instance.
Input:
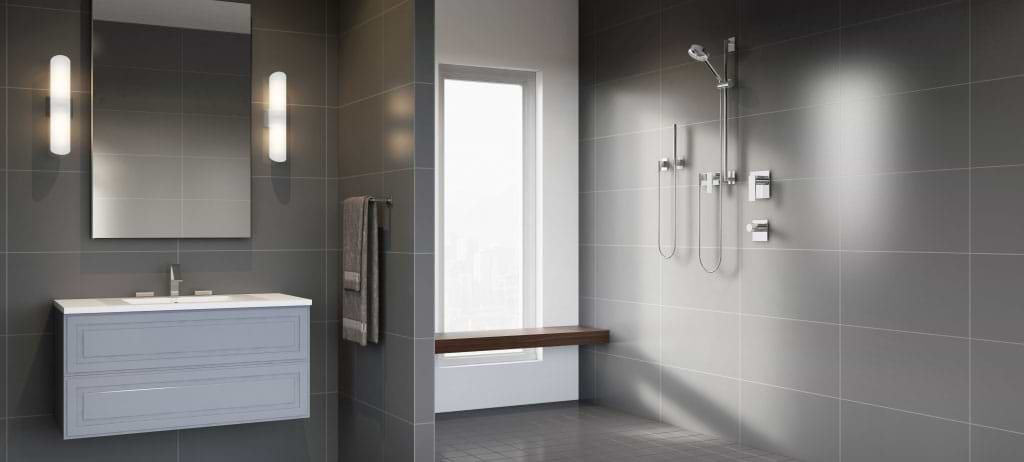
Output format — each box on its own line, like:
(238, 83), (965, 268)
(49, 55), (71, 156)
(268, 71), (287, 163)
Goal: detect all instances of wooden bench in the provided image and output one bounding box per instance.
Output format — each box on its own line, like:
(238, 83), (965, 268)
(435, 326), (610, 354)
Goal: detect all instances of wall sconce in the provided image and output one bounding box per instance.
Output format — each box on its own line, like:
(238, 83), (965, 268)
(49, 55), (71, 156)
(268, 71), (287, 163)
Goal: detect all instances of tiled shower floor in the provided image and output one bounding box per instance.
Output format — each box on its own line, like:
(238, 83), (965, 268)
(436, 402), (797, 462)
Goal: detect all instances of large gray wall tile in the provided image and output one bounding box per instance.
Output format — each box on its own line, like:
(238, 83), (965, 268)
(8, 334), (54, 416)
(840, 2), (968, 99)
(843, 327), (969, 420)
(738, 104), (842, 180)
(741, 250), (840, 323)
(973, 166), (1024, 253)
(661, 307), (738, 377)
(596, 300), (661, 363)
(660, 367), (739, 441)
(842, 252), (969, 336)
(841, 85), (969, 175)
(594, 189), (657, 246)
(251, 178), (326, 250)
(971, 0), (1024, 80)
(596, 72), (661, 136)
(662, 249), (739, 312)
(841, 402), (969, 462)
(737, 31), (840, 115)
(594, 14), (659, 83)
(253, 29), (326, 106)
(179, 394), (327, 462)
(973, 254), (1024, 343)
(594, 131), (661, 191)
(740, 382), (840, 462)
(972, 340), (1024, 433)
(339, 398), (415, 462)
(338, 2), (413, 104)
(594, 353), (661, 422)
(739, 0), (839, 49)
(8, 6), (89, 91)
(972, 77), (1024, 168)
(8, 415), (177, 462)
(842, 170), (969, 252)
(741, 316), (840, 396)
(972, 425), (1024, 462)
(595, 246), (660, 305)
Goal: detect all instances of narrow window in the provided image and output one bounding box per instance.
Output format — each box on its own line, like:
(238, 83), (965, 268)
(438, 65), (537, 366)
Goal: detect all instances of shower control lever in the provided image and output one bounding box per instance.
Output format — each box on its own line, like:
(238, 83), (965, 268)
(748, 170), (771, 201)
(746, 219), (769, 242)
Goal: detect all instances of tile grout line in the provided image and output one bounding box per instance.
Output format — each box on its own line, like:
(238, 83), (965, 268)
(655, 2), (664, 426)
(967, 1), (974, 460)
(736, 0), (744, 447)
(4, 2), (8, 456)
(583, 293), (1024, 347)
(837, 3), (844, 457)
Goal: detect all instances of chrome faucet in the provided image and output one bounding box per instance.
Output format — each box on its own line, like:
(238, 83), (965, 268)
(169, 264), (182, 297)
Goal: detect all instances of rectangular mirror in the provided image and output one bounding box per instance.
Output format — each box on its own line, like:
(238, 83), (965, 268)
(91, 0), (252, 238)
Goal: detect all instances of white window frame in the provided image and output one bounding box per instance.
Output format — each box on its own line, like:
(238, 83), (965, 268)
(436, 64), (539, 367)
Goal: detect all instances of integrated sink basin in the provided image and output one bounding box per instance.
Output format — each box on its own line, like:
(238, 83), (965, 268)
(121, 295), (232, 305)
(55, 293), (310, 314)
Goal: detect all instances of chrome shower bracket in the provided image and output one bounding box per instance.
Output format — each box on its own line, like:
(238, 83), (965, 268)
(659, 158), (671, 172)
(700, 172), (721, 194)
(726, 170), (737, 185)
(659, 158), (685, 172)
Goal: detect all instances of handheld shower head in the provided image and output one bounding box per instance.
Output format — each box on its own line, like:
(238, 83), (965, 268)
(688, 43), (725, 85)
(687, 44), (709, 62)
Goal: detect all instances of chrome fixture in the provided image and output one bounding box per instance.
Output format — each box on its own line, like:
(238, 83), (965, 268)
(134, 291), (155, 298)
(687, 44), (732, 90)
(688, 37), (737, 273)
(169, 264), (182, 297)
(749, 170), (772, 201)
(268, 71), (288, 163)
(746, 219), (770, 242)
(194, 289), (215, 296)
(657, 124), (684, 259)
(700, 172), (721, 194)
(49, 55), (72, 155)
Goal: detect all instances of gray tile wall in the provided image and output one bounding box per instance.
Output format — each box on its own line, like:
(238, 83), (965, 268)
(579, 0), (1024, 460)
(1, 0), (345, 460)
(336, 0), (435, 461)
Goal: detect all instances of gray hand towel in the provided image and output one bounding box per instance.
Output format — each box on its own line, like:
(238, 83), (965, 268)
(341, 196), (380, 346)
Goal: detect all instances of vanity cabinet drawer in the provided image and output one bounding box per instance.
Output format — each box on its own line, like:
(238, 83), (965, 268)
(62, 362), (309, 439)
(62, 307), (308, 374)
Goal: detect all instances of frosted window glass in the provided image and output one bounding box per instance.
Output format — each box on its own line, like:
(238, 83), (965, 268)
(442, 79), (524, 333)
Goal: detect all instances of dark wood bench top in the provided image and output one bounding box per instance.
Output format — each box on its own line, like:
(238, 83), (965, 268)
(434, 326), (610, 354)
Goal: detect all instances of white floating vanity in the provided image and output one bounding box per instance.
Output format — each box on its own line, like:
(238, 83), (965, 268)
(54, 293), (312, 439)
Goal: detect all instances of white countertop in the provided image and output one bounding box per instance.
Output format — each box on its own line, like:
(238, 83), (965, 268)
(54, 293), (313, 315)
